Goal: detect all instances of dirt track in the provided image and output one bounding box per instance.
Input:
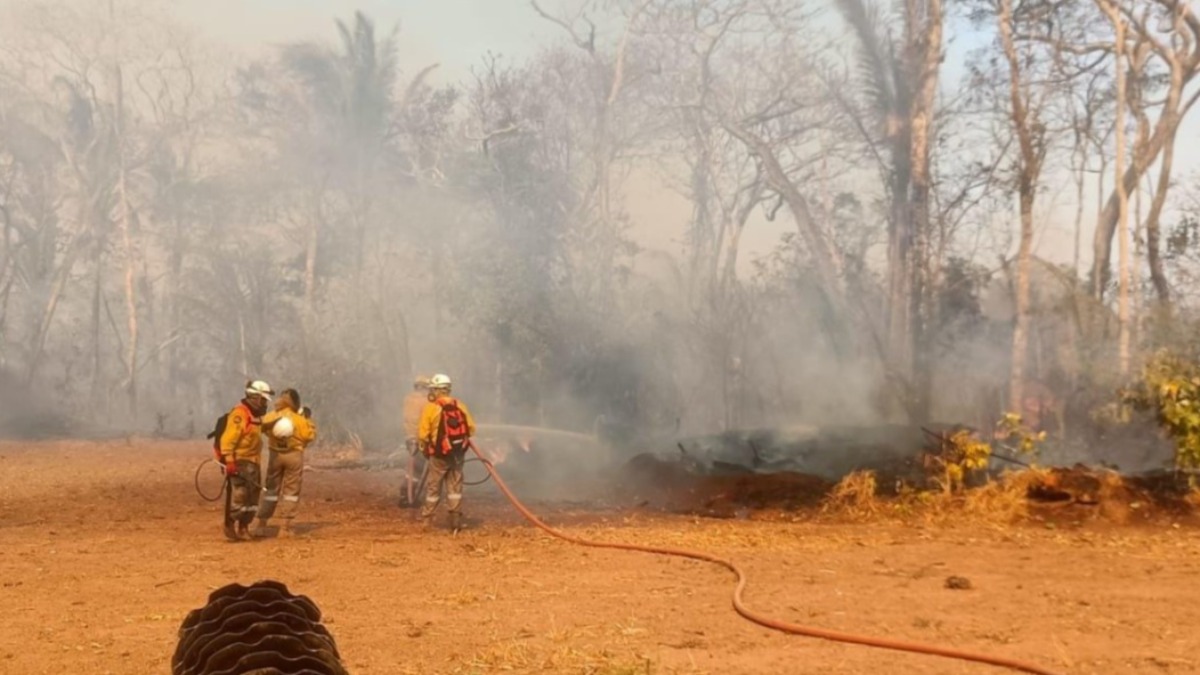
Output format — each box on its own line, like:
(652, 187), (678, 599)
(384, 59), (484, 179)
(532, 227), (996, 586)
(2, 439), (1199, 675)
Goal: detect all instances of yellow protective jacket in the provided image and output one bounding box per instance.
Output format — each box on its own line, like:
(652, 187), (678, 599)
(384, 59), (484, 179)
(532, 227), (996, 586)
(218, 402), (264, 463)
(263, 407), (317, 454)
(418, 395), (476, 453)
(402, 391), (426, 439)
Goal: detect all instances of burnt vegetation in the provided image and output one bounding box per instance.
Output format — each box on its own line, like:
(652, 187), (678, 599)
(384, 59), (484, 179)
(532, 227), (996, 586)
(0, 0), (1199, 517)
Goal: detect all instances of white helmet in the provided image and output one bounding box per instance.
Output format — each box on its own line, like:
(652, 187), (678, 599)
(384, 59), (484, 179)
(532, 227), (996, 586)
(246, 380), (274, 400)
(272, 415), (295, 439)
(428, 373), (452, 390)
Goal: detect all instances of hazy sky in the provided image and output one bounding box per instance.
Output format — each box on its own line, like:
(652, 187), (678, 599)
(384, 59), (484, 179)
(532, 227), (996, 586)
(171, 0), (1198, 275)
(174, 0), (560, 76)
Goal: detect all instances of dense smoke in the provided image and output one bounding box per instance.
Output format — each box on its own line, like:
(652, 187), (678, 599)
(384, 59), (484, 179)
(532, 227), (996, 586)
(1, 0), (1198, 473)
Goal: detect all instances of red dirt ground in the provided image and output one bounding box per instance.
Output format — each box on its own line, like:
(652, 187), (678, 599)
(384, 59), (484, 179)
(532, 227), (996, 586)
(2, 439), (1199, 675)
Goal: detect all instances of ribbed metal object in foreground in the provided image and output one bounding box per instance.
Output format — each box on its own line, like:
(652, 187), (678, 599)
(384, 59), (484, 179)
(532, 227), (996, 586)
(171, 580), (347, 675)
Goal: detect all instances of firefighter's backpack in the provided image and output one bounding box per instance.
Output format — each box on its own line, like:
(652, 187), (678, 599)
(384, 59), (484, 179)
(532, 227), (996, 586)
(435, 399), (470, 454)
(206, 403), (254, 453)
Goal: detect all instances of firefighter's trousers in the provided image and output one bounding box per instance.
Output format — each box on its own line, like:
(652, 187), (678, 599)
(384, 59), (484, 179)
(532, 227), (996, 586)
(259, 450), (304, 524)
(420, 449), (465, 519)
(229, 460), (262, 527)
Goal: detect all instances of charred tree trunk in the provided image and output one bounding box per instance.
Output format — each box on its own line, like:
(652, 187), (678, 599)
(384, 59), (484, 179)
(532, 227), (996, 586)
(1091, 147), (1109, 306)
(901, 0), (942, 423)
(886, 158), (914, 402)
(1066, 123), (1088, 378)
(1144, 121), (1178, 307)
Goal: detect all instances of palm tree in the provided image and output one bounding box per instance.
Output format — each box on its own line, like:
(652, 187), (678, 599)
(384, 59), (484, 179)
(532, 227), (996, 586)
(282, 12), (397, 168)
(276, 11), (400, 312)
(275, 11), (445, 312)
(831, 0), (944, 423)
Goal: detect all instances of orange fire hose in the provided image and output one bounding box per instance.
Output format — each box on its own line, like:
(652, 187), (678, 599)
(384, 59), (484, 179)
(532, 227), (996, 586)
(469, 443), (1061, 675)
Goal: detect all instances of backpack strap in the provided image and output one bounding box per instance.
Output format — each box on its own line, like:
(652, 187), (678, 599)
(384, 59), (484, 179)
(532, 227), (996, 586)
(221, 402), (259, 458)
(238, 402), (259, 430)
(434, 399), (449, 454)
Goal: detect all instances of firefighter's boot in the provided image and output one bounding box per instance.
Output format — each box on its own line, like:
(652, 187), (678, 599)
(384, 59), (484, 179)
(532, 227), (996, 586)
(449, 511), (463, 534)
(253, 519), (271, 539)
(238, 513), (256, 540)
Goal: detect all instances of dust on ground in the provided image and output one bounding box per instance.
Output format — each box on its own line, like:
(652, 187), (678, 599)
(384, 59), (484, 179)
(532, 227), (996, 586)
(1, 439), (1199, 675)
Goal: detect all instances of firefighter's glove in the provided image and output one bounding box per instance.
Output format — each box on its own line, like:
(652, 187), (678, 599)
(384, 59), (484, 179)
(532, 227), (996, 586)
(224, 458), (238, 476)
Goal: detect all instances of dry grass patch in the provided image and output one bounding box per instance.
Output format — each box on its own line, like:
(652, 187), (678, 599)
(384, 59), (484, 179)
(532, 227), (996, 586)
(820, 467), (1055, 526)
(958, 468), (1046, 522)
(461, 637), (539, 671)
(433, 585), (498, 606)
(820, 470), (881, 520)
(545, 621), (600, 643)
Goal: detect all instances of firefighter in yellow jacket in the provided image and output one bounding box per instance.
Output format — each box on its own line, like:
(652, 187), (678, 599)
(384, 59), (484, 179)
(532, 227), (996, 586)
(218, 380), (273, 541)
(256, 388), (318, 538)
(418, 373), (475, 532)
(404, 376), (430, 452)
(401, 375), (430, 506)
